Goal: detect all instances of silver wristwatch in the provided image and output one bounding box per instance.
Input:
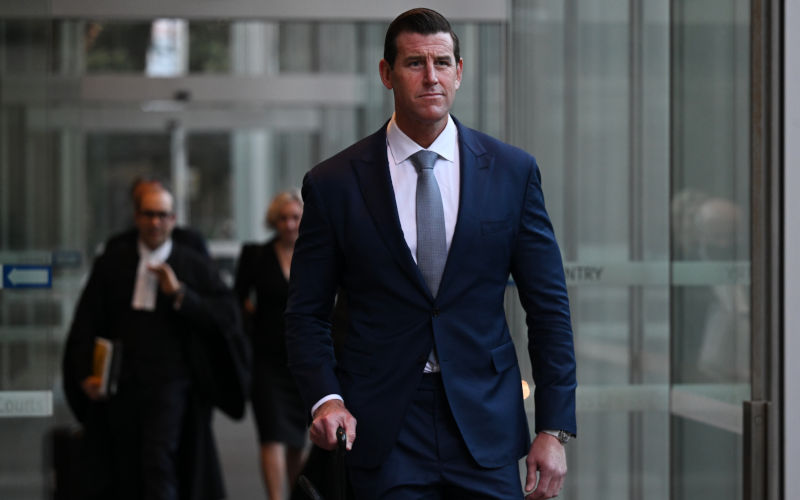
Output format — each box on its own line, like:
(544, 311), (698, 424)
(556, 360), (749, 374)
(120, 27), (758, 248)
(541, 429), (571, 445)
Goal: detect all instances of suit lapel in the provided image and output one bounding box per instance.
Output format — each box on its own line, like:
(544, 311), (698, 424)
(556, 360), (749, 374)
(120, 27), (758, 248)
(351, 127), (429, 296)
(438, 122), (493, 295)
(351, 121), (494, 300)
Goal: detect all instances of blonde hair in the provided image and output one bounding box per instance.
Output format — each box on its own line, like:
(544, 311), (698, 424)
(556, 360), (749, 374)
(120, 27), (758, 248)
(265, 189), (303, 229)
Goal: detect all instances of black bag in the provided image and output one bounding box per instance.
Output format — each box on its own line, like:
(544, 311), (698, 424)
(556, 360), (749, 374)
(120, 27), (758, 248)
(292, 428), (353, 500)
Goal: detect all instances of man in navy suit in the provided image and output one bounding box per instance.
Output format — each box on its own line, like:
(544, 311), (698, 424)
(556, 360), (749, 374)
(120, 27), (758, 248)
(285, 8), (576, 499)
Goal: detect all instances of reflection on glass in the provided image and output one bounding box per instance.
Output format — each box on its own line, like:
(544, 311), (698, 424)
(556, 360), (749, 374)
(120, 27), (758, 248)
(670, 0), (750, 498)
(672, 191), (749, 384)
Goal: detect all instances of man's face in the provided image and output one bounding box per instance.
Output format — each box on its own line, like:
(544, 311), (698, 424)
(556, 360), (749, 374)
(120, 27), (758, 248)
(135, 190), (176, 250)
(380, 31), (463, 134)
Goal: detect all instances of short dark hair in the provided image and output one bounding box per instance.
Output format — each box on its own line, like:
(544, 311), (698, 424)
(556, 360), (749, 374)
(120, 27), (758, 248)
(383, 8), (460, 68)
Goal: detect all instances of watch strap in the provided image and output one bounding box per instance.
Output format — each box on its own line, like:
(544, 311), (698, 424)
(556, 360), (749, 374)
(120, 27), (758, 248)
(540, 429), (571, 444)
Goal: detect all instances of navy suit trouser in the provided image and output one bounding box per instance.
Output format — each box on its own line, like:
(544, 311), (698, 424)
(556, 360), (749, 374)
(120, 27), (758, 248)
(348, 373), (524, 500)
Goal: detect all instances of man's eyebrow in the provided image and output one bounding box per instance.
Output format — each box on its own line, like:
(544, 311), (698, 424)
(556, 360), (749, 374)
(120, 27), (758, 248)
(402, 54), (453, 62)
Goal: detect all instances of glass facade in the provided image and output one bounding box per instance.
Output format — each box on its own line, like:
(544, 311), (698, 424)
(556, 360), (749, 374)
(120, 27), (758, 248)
(0, 1), (761, 498)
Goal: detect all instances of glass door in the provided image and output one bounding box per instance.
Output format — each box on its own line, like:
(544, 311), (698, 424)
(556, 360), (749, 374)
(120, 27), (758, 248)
(0, 2), (764, 498)
(506, 0), (753, 498)
(670, 0), (750, 498)
(0, 10), (508, 498)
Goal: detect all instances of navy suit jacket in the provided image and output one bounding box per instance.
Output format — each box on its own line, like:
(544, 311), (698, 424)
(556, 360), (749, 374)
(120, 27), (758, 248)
(285, 118), (576, 469)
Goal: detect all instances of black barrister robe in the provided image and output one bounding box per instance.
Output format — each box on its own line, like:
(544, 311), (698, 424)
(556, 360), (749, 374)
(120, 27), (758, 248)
(62, 239), (250, 500)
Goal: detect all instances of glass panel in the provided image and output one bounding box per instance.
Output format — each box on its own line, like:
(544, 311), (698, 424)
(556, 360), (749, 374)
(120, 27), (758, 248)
(0, 5), (755, 499)
(670, 0), (750, 498)
(187, 133), (233, 239)
(1, 20), (54, 74)
(508, 0), (670, 498)
(85, 21), (152, 72)
(85, 20), (231, 74)
(188, 21), (230, 73)
(0, 15), (507, 499)
(0, 17), (67, 500)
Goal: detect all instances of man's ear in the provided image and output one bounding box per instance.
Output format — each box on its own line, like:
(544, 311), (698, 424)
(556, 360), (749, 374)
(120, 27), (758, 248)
(454, 58), (463, 90)
(379, 59), (393, 90)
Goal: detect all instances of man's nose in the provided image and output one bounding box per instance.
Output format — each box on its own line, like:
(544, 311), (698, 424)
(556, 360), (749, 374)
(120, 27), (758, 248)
(423, 61), (438, 84)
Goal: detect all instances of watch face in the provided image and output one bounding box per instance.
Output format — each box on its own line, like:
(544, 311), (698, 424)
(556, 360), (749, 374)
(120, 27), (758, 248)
(558, 430), (570, 444)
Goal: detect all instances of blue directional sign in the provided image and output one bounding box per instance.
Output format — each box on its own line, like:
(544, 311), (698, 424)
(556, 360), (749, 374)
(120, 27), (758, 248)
(1, 264), (52, 289)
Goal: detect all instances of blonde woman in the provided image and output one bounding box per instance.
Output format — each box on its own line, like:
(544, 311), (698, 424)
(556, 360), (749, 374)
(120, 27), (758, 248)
(234, 190), (307, 499)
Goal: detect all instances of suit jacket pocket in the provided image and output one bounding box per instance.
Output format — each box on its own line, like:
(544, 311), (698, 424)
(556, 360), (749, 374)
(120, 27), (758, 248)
(481, 219), (512, 235)
(490, 341), (518, 373)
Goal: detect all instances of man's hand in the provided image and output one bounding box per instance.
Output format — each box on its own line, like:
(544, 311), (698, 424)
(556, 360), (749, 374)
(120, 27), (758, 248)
(147, 262), (181, 296)
(524, 432), (567, 499)
(81, 376), (103, 400)
(310, 399), (357, 451)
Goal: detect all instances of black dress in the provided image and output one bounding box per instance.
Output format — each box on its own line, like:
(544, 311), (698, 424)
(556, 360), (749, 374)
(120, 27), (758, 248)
(234, 239), (307, 447)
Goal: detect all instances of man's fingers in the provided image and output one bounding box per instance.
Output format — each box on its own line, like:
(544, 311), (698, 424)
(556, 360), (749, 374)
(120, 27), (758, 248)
(525, 433), (567, 498)
(530, 470), (552, 500)
(310, 418), (340, 450)
(309, 423), (334, 449)
(146, 263), (180, 294)
(524, 461), (538, 494)
(310, 404), (357, 451)
(81, 378), (104, 400)
(344, 415), (357, 450)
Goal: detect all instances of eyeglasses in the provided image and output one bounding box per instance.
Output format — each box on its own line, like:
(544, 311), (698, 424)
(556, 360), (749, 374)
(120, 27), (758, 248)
(137, 210), (174, 220)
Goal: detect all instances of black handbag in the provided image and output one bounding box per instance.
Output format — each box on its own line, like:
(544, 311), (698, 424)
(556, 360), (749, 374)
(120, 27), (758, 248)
(292, 427), (353, 500)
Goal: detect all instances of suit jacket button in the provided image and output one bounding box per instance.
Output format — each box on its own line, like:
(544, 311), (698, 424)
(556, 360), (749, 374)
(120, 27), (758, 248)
(432, 308), (439, 317)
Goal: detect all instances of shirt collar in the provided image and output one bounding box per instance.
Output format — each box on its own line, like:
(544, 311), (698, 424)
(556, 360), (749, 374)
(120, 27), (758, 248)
(386, 113), (458, 165)
(137, 238), (173, 263)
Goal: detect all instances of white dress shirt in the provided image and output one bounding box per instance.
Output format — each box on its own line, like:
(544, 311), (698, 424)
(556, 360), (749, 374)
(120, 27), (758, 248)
(132, 238), (173, 311)
(312, 114), (461, 416)
(386, 113), (460, 260)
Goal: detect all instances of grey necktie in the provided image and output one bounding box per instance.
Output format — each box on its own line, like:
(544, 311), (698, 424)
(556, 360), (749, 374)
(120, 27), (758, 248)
(411, 149), (447, 298)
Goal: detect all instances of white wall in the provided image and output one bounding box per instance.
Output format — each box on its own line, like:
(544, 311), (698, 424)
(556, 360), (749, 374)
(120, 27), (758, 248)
(784, 0), (800, 497)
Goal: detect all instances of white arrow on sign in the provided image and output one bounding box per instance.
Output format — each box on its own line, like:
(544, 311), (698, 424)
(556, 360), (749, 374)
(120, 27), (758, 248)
(8, 267), (50, 285)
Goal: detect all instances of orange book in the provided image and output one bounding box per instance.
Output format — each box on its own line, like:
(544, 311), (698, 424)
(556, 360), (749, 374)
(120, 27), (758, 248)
(92, 338), (121, 397)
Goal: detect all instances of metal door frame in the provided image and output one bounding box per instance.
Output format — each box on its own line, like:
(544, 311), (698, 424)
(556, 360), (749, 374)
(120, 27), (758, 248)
(747, 0), (782, 499)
